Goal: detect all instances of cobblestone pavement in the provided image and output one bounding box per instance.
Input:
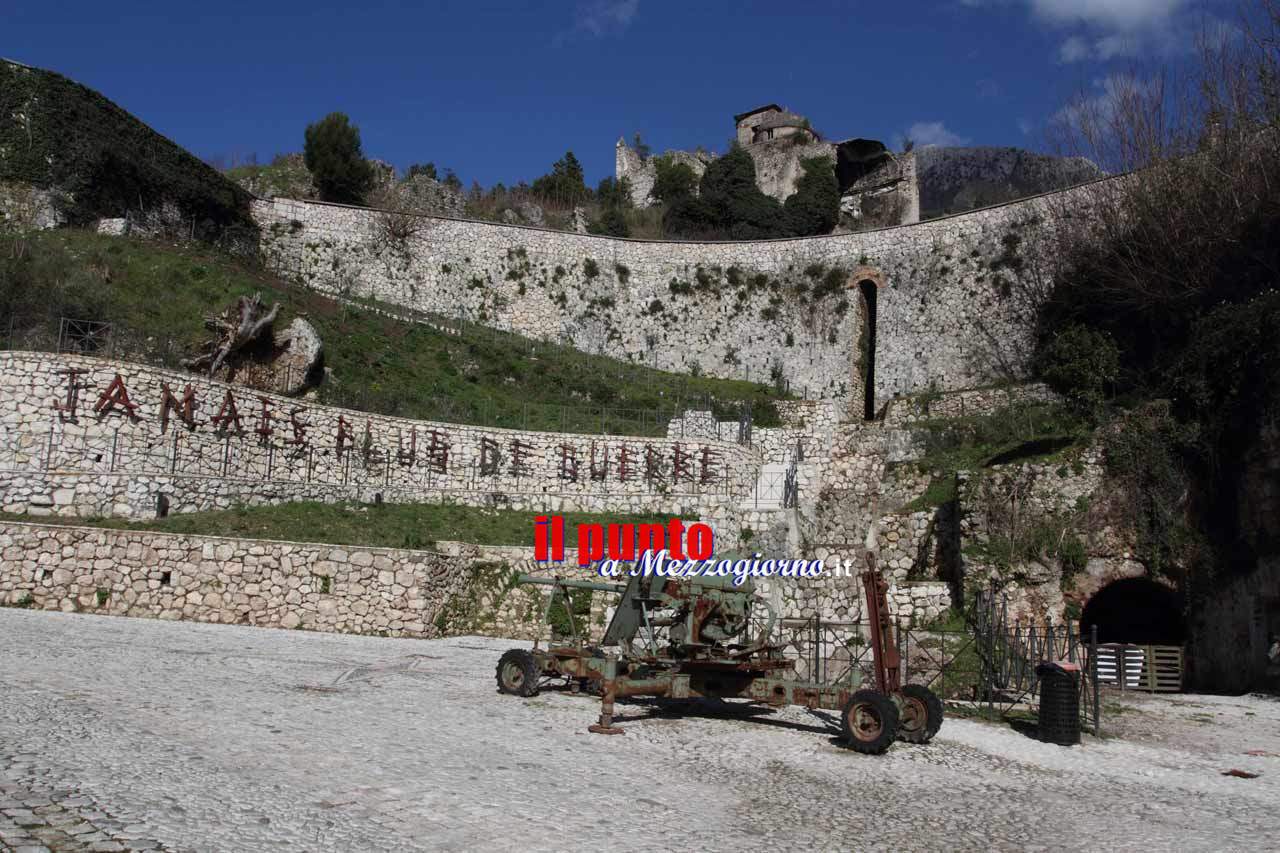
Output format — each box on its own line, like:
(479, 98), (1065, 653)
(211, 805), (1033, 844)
(2, 610), (1279, 852)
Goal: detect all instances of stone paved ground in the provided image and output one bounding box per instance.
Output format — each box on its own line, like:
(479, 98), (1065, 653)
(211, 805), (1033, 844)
(2, 610), (1278, 852)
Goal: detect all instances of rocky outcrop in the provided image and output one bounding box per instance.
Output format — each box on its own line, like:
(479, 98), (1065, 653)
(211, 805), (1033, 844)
(229, 153), (317, 200)
(229, 316), (324, 395)
(914, 146), (1103, 219)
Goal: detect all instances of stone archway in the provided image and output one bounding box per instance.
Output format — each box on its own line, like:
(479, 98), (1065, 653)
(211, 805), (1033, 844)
(1080, 577), (1185, 645)
(847, 266), (886, 421)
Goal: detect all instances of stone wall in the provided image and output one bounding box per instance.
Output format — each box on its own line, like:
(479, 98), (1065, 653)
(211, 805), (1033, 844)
(0, 522), (951, 646)
(0, 353), (757, 525)
(0, 520), (468, 637)
(883, 383), (1058, 426)
(252, 178), (1106, 402)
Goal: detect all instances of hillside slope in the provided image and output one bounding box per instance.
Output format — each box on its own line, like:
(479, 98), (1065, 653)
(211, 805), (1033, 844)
(0, 59), (253, 237)
(2, 230), (787, 434)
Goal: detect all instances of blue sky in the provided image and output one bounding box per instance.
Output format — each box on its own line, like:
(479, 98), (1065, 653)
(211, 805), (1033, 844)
(4, 1), (1225, 187)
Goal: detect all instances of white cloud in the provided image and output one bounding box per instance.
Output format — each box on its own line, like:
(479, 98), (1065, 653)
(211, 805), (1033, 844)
(1058, 31), (1144, 63)
(1058, 34), (1092, 62)
(905, 121), (970, 148)
(555, 0), (639, 45)
(574, 0), (639, 37)
(1030, 0), (1187, 31)
(1051, 72), (1158, 128)
(1017, 117), (1035, 135)
(969, 0), (1201, 64)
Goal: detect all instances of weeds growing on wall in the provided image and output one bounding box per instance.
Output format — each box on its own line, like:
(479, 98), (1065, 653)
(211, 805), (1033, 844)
(912, 402), (1089, 473)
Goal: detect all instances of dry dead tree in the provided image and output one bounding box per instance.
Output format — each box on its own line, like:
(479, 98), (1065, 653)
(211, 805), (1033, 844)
(186, 292), (280, 376)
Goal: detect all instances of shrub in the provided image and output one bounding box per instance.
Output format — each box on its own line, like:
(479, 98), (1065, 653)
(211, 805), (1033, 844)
(304, 112), (375, 204)
(1037, 323), (1119, 422)
(1103, 403), (1198, 576)
(589, 206), (629, 237)
(582, 258), (600, 279)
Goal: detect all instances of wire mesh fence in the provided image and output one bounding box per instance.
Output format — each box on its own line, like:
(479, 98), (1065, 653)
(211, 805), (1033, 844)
(764, 614), (1101, 735)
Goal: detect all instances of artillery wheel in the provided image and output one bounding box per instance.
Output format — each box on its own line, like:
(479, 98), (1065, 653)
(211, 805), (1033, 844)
(896, 684), (944, 744)
(496, 649), (539, 697)
(841, 689), (899, 754)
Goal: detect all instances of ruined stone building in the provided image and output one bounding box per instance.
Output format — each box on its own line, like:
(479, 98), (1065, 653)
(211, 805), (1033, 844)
(617, 103), (1104, 234)
(617, 103), (919, 232)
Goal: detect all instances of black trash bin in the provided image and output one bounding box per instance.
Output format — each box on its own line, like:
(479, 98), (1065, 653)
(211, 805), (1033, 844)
(1036, 661), (1081, 746)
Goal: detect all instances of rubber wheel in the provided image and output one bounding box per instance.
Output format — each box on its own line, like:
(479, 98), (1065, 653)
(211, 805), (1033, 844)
(897, 684), (944, 743)
(841, 689), (899, 754)
(496, 649), (539, 697)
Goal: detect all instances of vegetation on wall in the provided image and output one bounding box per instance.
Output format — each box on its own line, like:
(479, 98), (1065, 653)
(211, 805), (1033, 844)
(651, 155), (699, 204)
(782, 156), (840, 237)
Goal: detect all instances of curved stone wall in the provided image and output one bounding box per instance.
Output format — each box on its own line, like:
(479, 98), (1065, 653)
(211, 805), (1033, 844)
(253, 179), (1101, 402)
(0, 352), (757, 525)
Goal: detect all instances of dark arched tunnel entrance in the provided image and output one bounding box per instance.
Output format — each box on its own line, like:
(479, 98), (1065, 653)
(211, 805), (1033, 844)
(858, 279), (877, 421)
(1080, 578), (1185, 645)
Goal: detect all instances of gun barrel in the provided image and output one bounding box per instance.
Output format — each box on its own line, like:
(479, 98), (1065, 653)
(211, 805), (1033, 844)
(517, 574), (627, 594)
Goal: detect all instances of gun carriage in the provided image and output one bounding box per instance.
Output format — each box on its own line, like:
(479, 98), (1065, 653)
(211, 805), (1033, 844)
(495, 553), (943, 754)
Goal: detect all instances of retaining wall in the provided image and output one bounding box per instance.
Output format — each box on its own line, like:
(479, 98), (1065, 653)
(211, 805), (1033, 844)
(253, 180), (1101, 402)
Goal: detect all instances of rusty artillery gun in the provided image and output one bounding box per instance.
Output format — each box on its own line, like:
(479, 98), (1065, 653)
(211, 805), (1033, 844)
(494, 553), (943, 754)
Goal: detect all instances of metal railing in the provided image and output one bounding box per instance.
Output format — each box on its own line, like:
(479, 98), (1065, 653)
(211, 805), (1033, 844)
(762, 613), (1101, 734)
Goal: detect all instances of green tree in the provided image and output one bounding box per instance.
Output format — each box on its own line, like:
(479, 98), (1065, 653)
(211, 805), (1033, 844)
(664, 145), (782, 239)
(590, 176), (631, 237)
(783, 156), (839, 236)
(632, 132), (652, 161)
(531, 151), (588, 207)
(651, 155), (697, 204)
(304, 113), (375, 204)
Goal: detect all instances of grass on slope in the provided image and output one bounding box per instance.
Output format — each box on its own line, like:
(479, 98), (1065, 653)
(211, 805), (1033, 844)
(0, 503), (677, 551)
(1, 229), (787, 434)
(911, 402), (1090, 473)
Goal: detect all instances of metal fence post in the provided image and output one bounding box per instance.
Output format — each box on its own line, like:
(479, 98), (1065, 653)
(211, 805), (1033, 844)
(1090, 624), (1100, 735)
